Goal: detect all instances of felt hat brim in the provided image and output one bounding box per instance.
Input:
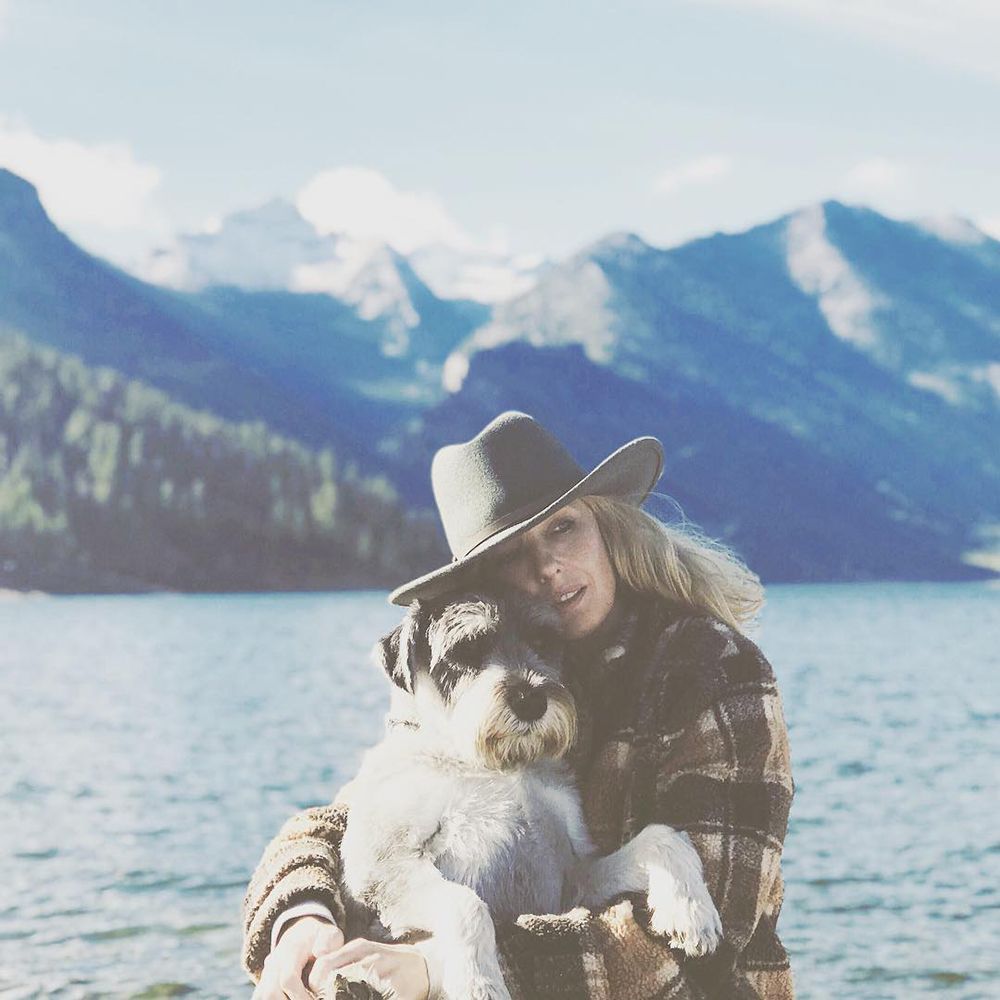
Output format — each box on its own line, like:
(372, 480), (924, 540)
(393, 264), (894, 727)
(389, 435), (663, 606)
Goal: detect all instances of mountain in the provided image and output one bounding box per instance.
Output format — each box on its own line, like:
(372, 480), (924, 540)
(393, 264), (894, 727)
(0, 170), (358, 447)
(139, 198), (480, 352)
(138, 196), (543, 311)
(381, 342), (990, 582)
(2, 164), (996, 586)
(447, 203), (1000, 415)
(0, 169), (482, 458)
(141, 198), (339, 291)
(436, 202), (999, 577)
(135, 195), (491, 403)
(788, 202), (999, 410)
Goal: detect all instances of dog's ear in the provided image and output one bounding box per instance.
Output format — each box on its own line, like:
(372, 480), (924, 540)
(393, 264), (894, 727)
(373, 600), (428, 692)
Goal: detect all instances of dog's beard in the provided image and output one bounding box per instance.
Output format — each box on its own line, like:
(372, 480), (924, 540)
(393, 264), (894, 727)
(452, 669), (577, 770)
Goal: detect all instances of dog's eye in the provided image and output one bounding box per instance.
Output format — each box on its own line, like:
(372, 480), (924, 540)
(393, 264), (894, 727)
(440, 633), (491, 669)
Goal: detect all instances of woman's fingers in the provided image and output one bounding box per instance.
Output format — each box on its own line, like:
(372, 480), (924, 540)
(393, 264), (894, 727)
(308, 939), (430, 1000)
(314, 937), (381, 971)
(253, 949), (313, 1000)
(308, 938), (377, 989)
(252, 916), (346, 999)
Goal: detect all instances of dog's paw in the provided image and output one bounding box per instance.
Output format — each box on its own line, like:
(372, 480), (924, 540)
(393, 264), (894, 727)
(646, 867), (723, 957)
(318, 971), (392, 1000)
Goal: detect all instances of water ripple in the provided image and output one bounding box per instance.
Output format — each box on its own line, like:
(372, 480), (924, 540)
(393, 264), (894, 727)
(0, 585), (995, 998)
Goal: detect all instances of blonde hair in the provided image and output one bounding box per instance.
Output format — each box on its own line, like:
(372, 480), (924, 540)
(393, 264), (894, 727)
(579, 494), (764, 632)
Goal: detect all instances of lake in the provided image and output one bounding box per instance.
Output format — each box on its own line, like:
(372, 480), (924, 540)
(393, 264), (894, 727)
(0, 584), (997, 998)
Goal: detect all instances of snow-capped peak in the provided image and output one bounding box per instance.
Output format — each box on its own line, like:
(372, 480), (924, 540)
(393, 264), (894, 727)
(441, 255), (616, 393)
(137, 196), (547, 325)
(294, 240), (420, 354)
(137, 199), (428, 348)
(916, 214), (988, 246)
(138, 198), (339, 291)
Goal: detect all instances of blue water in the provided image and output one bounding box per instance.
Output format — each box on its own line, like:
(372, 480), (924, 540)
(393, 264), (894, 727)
(0, 584), (997, 998)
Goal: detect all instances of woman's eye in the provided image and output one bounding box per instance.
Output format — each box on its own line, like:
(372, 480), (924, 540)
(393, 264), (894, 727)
(550, 518), (574, 535)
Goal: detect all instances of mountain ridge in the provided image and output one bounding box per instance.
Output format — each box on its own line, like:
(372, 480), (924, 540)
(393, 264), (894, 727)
(1, 167), (996, 586)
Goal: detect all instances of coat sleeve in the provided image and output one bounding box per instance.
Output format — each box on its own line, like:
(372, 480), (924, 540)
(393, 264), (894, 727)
(241, 803), (350, 983)
(643, 617), (794, 955)
(490, 616), (794, 1000)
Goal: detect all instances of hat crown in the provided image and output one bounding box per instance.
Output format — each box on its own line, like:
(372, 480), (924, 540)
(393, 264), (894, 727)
(431, 411), (585, 558)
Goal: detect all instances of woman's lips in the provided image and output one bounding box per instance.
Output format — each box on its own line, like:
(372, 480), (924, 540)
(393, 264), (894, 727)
(555, 586), (585, 611)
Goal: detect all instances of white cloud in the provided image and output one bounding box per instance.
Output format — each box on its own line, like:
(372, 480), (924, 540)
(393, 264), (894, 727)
(978, 216), (1000, 241)
(654, 154), (732, 196)
(296, 166), (476, 254)
(0, 115), (163, 230)
(840, 156), (909, 199)
(201, 213), (224, 235)
(698, 0), (1000, 81)
(917, 214), (987, 245)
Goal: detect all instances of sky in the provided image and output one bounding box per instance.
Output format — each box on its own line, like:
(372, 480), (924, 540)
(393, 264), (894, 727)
(0, 0), (998, 270)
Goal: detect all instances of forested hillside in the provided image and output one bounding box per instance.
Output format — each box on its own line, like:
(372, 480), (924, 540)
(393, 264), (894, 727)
(0, 332), (445, 592)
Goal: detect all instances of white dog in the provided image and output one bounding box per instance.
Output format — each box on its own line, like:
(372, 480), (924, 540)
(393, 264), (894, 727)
(334, 590), (722, 1000)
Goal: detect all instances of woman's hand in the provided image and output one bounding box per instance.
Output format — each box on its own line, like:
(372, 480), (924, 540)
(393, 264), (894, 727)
(253, 915), (345, 1000)
(307, 938), (430, 1000)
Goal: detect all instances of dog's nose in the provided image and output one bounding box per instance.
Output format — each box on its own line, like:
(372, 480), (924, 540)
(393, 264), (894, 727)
(508, 683), (548, 722)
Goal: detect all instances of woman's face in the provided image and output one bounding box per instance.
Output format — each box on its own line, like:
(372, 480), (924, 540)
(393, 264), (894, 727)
(488, 499), (617, 640)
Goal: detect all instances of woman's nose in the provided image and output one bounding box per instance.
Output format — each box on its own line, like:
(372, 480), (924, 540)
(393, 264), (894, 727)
(531, 542), (560, 583)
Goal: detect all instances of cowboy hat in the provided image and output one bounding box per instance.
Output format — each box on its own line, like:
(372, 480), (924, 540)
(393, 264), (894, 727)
(389, 411), (664, 606)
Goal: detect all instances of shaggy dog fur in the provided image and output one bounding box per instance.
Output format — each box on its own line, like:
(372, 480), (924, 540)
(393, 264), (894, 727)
(331, 590), (721, 1000)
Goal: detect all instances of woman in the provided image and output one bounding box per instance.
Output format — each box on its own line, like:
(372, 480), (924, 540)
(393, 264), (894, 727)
(243, 411), (795, 999)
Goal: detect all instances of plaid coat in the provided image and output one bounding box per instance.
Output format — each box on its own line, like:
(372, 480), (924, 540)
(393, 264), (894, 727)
(242, 593), (795, 999)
